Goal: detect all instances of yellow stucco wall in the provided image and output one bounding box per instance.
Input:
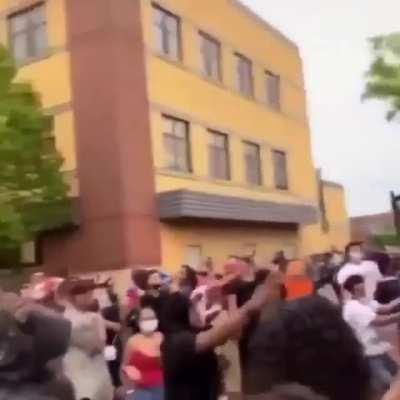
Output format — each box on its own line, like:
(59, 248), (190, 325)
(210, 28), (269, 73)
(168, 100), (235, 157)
(142, 0), (318, 205)
(0, 0), (77, 192)
(142, 0), (334, 265)
(160, 222), (299, 271)
(300, 182), (350, 255)
(322, 182), (350, 251)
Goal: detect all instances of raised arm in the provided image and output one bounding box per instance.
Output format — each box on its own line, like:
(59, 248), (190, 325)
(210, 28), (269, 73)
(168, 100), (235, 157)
(195, 272), (282, 353)
(372, 312), (400, 327)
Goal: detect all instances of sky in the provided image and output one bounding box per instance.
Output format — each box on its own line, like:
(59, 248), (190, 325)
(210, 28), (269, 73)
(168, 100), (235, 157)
(240, 0), (400, 217)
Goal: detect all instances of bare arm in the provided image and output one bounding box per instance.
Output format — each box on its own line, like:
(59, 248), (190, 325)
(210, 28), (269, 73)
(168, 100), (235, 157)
(372, 312), (400, 327)
(377, 298), (400, 314)
(195, 272), (282, 353)
(103, 318), (121, 332)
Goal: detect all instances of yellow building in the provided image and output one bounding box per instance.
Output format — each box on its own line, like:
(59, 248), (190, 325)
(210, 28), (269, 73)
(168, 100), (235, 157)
(0, 0), (349, 275)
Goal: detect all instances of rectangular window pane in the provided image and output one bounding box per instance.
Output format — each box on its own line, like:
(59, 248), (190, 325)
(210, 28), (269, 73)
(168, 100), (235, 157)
(244, 142), (261, 185)
(9, 13), (27, 33)
(32, 25), (47, 56)
(8, 4), (47, 62)
(174, 120), (187, 138)
(162, 116), (190, 172)
(266, 71), (281, 109)
(12, 33), (28, 61)
(152, 5), (180, 60)
(30, 5), (45, 25)
(236, 53), (253, 97)
(208, 131), (229, 180)
(200, 32), (221, 81)
(273, 150), (288, 190)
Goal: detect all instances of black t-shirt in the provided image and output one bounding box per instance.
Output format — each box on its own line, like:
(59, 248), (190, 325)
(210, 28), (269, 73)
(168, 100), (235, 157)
(162, 331), (220, 400)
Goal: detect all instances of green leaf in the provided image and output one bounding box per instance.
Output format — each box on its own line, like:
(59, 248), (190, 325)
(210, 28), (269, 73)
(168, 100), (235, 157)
(364, 33), (400, 123)
(0, 45), (72, 266)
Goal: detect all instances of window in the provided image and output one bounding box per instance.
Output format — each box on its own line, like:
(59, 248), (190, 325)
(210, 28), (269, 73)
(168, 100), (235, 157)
(208, 131), (229, 180)
(244, 141), (262, 186)
(153, 4), (180, 60)
(273, 150), (288, 190)
(265, 71), (281, 109)
(163, 116), (191, 172)
(200, 31), (221, 81)
(8, 4), (47, 62)
(184, 245), (202, 269)
(235, 53), (253, 97)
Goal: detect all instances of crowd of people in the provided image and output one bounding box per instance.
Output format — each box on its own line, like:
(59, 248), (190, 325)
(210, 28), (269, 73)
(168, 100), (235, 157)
(2, 242), (400, 400)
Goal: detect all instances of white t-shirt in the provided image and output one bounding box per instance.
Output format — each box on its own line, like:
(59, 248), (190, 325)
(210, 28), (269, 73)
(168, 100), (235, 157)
(343, 299), (391, 356)
(337, 260), (382, 300)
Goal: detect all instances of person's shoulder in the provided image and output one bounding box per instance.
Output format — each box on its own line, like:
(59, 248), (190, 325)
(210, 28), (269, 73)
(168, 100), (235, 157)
(127, 333), (142, 347)
(363, 260), (381, 272)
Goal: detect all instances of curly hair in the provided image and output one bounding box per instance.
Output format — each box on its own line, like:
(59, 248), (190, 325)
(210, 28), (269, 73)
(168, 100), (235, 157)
(245, 296), (371, 400)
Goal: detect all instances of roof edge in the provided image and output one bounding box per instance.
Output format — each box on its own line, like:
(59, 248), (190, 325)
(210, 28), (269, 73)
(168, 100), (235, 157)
(322, 180), (344, 189)
(229, 0), (298, 51)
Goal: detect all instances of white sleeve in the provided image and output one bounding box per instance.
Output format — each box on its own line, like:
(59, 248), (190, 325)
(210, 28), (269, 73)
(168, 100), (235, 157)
(369, 300), (380, 311)
(337, 268), (347, 285)
(348, 302), (377, 328)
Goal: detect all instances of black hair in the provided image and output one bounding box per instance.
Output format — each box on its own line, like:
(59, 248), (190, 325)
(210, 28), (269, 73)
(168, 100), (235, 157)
(132, 268), (158, 291)
(245, 296), (371, 400)
(161, 292), (191, 334)
(343, 275), (364, 294)
(125, 308), (140, 334)
(322, 252), (333, 264)
(181, 265), (198, 291)
(344, 241), (363, 262)
(366, 251), (392, 276)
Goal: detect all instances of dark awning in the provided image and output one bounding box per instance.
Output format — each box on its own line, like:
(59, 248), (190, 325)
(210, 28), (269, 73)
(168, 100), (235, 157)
(157, 190), (318, 225)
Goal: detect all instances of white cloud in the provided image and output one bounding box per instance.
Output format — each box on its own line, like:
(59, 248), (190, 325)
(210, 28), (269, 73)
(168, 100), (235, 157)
(240, 0), (400, 216)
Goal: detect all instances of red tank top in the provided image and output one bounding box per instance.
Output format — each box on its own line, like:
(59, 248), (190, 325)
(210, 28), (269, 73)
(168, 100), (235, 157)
(129, 350), (163, 388)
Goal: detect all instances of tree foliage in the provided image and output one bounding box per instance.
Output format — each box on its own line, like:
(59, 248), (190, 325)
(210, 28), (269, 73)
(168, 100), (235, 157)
(363, 33), (400, 121)
(0, 45), (71, 251)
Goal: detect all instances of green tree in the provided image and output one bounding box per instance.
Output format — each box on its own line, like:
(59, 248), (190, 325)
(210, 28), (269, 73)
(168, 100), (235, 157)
(364, 33), (400, 121)
(0, 45), (71, 256)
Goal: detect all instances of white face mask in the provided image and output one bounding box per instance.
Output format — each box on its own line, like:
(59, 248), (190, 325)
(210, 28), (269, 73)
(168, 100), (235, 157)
(139, 319), (158, 334)
(350, 251), (363, 263)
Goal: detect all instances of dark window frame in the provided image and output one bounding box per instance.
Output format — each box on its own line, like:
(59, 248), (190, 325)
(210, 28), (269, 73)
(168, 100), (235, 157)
(162, 115), (192, 173)
(272, 149), (289, 190)
(243, 141), (262, 186)
(208, 130), (230, 181)
(199, 30), (222, 81)
(265, 70), (281, 110)
(235, 52), (253, 98)
(152, 3), (182, 61)
(8, 2), (47, 63)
